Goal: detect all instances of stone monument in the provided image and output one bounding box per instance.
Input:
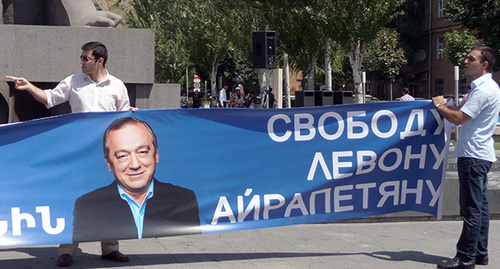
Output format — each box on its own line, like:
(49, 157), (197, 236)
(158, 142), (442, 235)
(1, 0), (122, 26)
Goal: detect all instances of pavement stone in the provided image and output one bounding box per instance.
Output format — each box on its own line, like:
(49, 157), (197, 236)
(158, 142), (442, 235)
(1, 220), (499, 268)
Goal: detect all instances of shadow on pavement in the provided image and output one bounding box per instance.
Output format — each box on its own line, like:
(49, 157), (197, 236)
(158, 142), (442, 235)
(0, 247), (449, 268)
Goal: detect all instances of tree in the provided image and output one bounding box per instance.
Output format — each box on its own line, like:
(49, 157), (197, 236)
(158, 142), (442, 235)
(364, 28), (407, 100)
(124, 0), (260, 92)
(443, 29), (480, 68)
(324, 0), (405, 103)
(445, 0), (500, 68)
(257, 0), (324, 91)
(124, 0), (191, 84)
(183, 0), (233, 96)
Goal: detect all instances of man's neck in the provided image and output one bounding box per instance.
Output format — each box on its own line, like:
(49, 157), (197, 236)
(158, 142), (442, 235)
(89, 69), (107, 83)
(471, 71), (489, 81)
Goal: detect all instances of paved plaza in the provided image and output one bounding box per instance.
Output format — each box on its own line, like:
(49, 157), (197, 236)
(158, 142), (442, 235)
(0, 220), (499, 268)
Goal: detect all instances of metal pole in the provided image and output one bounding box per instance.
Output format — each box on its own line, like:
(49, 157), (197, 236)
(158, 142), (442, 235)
(454, 66), (460, 141)
(266, 68), (270, 108)
(362, 71), (366, 103)
(205, 80), (207, 102)
(284, 53), (290, 108)
(185, 67), (188, 96)
(454, 66), (459, 106)
(185, 67), (188, 107)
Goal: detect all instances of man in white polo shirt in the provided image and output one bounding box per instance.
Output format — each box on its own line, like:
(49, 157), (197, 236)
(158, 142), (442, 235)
(6, 41), (133, 267)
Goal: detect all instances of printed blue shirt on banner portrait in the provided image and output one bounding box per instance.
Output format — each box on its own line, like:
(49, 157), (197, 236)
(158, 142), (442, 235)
(0, 101), (449, 246)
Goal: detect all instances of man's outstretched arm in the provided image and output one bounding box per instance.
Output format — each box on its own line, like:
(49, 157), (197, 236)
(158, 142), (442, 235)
(5, 76), (48, 105)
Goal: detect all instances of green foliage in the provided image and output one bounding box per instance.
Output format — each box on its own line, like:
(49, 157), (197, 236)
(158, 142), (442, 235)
(396, 0), (426, 65)
(124, 0), (191, 83)
(445, 0), (500, 68)
(218, 48), (259, 89)
(122, 0), (407, 91)
(365, 28), (407, 81)
(443, 29), (480, 68)
(324, 0), (405, 51)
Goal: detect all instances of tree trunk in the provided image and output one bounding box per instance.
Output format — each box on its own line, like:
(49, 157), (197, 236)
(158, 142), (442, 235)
(210, 59), (218, 100)
(324, 39), (332, 91)
(303, 56), (315, 91)
(256, 69), (267, 107)
(283, 52), (291, 108)
(389, 81), (393, 101)
(348, 40), (364, 103)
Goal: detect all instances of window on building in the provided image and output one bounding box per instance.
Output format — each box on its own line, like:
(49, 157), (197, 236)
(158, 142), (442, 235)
(437, 0), (444, 18)
(436, 79), (444, 95)
(437, 38), (445, 60)
(460, 78), (468, 94)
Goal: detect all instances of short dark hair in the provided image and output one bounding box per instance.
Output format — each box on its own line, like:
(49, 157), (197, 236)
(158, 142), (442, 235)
(472, 46), (496, 73)
(402, 88), (409, 94)
(103, 117), (158, 160)
(82, 41), (108, 67)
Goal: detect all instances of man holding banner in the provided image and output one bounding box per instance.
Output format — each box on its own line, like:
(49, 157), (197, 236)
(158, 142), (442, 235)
(72, 117), (200, 242)
(433, 46), (500, 269)
(6, 41), (133, 266)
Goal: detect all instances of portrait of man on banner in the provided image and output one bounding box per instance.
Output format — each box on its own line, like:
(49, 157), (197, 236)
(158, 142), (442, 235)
(72, 117), (201, 242)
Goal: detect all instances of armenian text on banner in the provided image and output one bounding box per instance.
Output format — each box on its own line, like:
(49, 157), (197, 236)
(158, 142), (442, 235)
(0, 101), (450, 246)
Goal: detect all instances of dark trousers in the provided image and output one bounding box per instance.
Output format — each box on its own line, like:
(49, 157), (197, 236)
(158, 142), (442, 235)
(456, 157), (491, 262)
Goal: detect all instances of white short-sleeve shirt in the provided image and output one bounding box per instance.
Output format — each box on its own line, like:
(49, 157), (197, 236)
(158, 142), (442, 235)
(455, 73), (500, 162)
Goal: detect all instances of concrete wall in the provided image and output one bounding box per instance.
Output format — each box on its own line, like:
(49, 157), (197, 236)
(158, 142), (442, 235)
(0, 24), (154, 84)
(135, 83), (181, 110)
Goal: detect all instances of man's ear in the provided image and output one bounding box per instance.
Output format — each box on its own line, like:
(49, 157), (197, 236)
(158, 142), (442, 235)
(155, 149), (159, 164)
(105, 157), (113, 172)
(97, 57), (105, 66)
(483, 60), (489, 70)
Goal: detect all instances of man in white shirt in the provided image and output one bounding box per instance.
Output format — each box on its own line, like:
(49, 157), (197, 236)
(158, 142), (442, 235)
(6, 41), (132, 267)
(400, 87), (415, 101)
(6, 42), (131, 113)
(219, 84), (228, 107)
(433, 46), (500, 269)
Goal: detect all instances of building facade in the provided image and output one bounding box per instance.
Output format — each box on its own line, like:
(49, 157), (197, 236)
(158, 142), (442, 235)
(400, 0), (499, 101)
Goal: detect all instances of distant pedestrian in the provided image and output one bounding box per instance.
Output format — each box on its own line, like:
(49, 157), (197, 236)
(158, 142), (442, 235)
(247, 90), (258, 108)
(219, 84), (228, 107)
(211, 95), (220, 108)
(192, 90), (202, 108)
(400, 88), (415, 101)
(180, 92), (188, 108)
(230, 85), (246, 108)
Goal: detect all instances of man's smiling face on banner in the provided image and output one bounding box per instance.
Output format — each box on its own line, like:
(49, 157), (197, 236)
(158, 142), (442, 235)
(105, 122), (159, 198)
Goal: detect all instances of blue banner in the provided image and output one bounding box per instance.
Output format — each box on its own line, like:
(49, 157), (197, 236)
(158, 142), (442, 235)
(0, 101), (449, 246)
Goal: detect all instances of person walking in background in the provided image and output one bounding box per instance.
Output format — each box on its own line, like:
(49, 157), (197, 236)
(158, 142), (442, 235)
(180, 91), (188, 108)
(229, 85), (246, 108)
(247, 90), (258, 108)
(268, 87), (276, 108)
(192, 90), (202, 108)
(433, 46), (500, 269)
(219, 84), (228, 108)
(6, 41), (133, 267)
(400, 87), (415, 101)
